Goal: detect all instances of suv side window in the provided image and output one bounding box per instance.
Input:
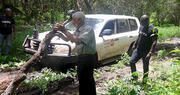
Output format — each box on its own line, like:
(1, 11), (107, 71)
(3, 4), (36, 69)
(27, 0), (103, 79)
(117, 19), (130, 33)
(129, 19), (138, 31)
(102, 20), (115, 35)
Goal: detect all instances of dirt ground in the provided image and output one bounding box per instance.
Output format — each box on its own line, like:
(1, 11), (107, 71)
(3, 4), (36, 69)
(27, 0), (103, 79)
(0, 37), (179, 95)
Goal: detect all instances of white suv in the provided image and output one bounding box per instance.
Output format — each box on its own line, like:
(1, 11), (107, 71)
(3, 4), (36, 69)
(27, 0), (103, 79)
(22, 14), (140, 69)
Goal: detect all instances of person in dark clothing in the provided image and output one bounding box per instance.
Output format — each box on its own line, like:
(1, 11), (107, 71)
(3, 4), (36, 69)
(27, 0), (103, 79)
(0, 8), (16, 55)
(53, 12), (97, 95)
(130, 15), (158, 83)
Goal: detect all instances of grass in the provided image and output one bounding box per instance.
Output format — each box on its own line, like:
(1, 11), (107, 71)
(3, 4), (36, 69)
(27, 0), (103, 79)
(158, 26), (180, 40)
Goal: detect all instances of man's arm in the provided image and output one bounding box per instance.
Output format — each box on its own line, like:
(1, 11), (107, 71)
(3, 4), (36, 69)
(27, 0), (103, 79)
(149, 37), (157, 53)
(62, 30), (81, 45)
(54, 23), (71, 42)
(12, 24), (16, 40)
(55, 32), (70, 42)
(54, 23), (81, 45)
(146, 36), (158, 58)
(148, 27), (158, 54)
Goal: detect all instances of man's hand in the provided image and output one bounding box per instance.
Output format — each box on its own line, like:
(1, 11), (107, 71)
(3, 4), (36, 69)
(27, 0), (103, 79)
(53, 23), (60, 31)
(132, 44), (136, 50)
(53, 23), (66, 32)
(145, 52), (152, 59)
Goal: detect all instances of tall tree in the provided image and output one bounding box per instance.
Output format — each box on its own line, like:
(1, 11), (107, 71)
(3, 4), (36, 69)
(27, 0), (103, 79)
(83, 0), (93, 13)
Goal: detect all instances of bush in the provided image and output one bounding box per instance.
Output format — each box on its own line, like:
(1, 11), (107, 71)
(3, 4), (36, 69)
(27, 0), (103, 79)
(158, 26), (180, 40)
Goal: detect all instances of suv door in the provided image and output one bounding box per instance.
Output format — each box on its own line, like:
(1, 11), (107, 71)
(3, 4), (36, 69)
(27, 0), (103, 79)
(97, 20), (119, 60)
(115, 19), (138, 54)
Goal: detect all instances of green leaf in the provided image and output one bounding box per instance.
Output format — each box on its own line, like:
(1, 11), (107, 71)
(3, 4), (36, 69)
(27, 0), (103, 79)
(176, 0), (180, 3)
(168, 50), (180, 54)
(154, 50), (167, 61)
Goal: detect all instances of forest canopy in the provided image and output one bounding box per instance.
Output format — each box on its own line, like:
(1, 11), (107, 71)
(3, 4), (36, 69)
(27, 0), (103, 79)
(0, 0), (180, 26)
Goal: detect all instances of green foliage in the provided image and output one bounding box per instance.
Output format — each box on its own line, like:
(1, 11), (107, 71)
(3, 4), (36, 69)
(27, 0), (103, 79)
(110, 53), (130, 72)
(177, 0), (180, 2)
(145, 61), (180, 95)
(155, 49), (180, 61)
(0, 61), (25, 69)
(0, 55), (26, 69)
(94, 71), (103, 79)
(154, 49), (167, 61)
(21, 68), (76, 94)
(9, 26), (33, 59)
(1, 0), (180, 26)
(107, 62), (180, 95)
(106, 62), (180, 95)
(107, 78), (142, 95)
(118, 53), (130, 66)
(158, 26), (180, 40)
(0, 55), (25, 69)
(93, 0), (180, 26)
(0, 56), (20, 63)
(7, 25), (51, 59)
(1, 0), (77, 25)
(169, 50), (180, 54)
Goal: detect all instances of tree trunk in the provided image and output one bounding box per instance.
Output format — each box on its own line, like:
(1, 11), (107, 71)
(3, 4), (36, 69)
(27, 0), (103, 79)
(2, 31), (58, 95)
(177, 3), (180, 26)
(1, 0), (7, 9)
(83, 0), (93, 13)
(76, 0), (83, 11)
(51, 10), (55, 24)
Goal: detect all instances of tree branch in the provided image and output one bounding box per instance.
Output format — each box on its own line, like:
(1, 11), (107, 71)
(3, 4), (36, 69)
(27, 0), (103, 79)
(2, 31), (57, 95)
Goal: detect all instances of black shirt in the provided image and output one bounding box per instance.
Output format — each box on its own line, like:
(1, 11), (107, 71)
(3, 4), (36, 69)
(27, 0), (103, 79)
(0, 16), (15, 35)
(136, 25), (158, 52)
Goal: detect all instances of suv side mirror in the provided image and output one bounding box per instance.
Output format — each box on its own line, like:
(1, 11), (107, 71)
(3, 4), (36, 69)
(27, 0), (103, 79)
(100, 29), (113, 37)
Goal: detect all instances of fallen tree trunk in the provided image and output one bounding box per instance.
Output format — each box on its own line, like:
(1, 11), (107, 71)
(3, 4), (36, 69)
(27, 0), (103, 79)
(2, 31), (59, 95)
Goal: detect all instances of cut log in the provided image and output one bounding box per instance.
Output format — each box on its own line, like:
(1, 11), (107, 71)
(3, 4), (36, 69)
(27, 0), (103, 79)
(2, 31), (59, 95)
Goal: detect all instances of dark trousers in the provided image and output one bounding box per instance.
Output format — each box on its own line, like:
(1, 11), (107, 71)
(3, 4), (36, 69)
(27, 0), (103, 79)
(130, 49), (150, 80)
(77, 54), (97, 95)
(0, 33), (12, 55)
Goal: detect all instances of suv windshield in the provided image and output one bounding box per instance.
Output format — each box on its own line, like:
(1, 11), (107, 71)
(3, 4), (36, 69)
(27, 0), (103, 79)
(65, 18), (104, 32)
(85, 18), (104, 31)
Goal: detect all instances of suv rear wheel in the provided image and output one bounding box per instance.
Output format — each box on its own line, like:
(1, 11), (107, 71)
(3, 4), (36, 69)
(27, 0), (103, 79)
(127, 42), (134, 56)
